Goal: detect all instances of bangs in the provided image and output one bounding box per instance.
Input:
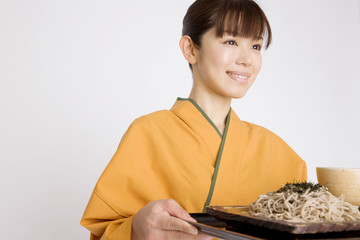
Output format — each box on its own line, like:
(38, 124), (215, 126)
(215, 1), (272, 48)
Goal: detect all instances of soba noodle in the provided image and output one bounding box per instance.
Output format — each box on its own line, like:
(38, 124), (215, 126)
(249, 183), (360, 223)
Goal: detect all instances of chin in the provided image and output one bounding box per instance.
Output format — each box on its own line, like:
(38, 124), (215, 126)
(232, 95), (246, 99)
(229, 90), (249, 99)
(224, 85), (252, 99)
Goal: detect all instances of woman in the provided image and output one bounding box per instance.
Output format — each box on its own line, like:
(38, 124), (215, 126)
(81, 0), (307, 239)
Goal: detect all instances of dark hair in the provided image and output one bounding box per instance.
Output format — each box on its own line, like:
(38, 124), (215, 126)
(182, 0), (272, 69)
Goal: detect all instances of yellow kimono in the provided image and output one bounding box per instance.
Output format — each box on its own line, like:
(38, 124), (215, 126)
(81, 98), (307, 240)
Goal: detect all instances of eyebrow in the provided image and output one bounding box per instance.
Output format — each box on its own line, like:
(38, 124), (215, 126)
(222, 31), (263, 40)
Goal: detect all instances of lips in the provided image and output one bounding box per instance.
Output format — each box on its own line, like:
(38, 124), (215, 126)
(226, 71), (250, 84)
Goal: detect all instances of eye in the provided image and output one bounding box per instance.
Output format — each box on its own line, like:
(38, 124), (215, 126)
(225, 40), (237, 46)
(252, 44), (262, 51)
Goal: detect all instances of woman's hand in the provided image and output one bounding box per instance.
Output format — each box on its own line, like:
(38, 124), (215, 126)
(131, 199), (212, 240)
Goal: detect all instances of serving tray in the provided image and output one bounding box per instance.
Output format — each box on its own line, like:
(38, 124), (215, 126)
(187, 221), (263, 240)
(206, 206), (360, 235)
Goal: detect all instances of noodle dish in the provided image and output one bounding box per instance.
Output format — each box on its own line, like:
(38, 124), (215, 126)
(249, 182), (360, 223)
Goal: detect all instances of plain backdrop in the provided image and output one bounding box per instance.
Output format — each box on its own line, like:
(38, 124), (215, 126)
(1, 0), (359, 239)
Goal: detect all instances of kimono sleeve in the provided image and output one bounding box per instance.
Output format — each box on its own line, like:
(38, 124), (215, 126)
(80, 117), (158, 240)
(269, 128), (308, 182)
(81, 192), (133, 240)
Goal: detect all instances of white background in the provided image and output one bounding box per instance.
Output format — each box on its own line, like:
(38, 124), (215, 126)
(1, 0), (359, 239)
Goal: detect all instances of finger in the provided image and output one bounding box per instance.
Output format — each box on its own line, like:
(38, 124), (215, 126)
(157, 215), (199, 235)
(153, 230), (213, 240)
(162, 199), (195, 221)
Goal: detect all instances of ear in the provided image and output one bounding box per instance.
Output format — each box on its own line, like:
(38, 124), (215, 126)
(179, 35), (198, 65)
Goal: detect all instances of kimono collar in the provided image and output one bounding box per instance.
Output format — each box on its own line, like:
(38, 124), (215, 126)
(170, 97), (232, 158)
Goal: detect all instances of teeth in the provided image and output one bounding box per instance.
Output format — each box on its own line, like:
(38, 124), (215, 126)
(227, 72), (248, 79)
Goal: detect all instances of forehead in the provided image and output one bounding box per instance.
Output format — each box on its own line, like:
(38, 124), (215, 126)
(213, 2), (271, 47)
(219, 13), (264, 38)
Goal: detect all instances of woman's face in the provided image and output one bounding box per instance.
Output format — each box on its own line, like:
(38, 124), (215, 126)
(192, 27), (263, 99)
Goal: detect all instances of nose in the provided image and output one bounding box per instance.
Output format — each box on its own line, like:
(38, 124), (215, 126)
(235, 47), (252, 66)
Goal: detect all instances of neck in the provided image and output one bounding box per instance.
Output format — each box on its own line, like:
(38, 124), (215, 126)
(189, 88), (231, 135)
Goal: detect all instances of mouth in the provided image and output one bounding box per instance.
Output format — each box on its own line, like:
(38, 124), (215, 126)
(226, 71), (250, 84)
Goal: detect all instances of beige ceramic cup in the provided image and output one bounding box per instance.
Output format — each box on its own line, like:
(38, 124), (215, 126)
(316, 167), (360, 206)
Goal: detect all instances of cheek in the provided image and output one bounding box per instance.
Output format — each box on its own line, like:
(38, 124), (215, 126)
(253, 55), (262, 74)
(203, 47), (232, 69)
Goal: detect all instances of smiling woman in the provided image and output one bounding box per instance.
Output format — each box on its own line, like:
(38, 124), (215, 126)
(182, 28), (263, 105)
(80, 1), (306, 240)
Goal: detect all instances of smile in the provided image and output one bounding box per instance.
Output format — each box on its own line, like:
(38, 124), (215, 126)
(226, 72), (248, 80)
(226, 71), (250, 84)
